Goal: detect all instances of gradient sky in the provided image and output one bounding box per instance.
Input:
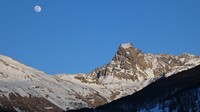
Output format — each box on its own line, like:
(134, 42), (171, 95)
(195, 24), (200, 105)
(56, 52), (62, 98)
(0, 0), (200, 74)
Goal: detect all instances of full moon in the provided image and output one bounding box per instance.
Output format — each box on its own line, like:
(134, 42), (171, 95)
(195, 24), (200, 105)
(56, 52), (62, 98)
(34, 5), (42, 13)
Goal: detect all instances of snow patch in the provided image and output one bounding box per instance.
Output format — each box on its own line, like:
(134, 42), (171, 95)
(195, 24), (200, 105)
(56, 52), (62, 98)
(14, 107), (23, 112)
(120, 43), (133, 49)
(45, 107), (53, 110)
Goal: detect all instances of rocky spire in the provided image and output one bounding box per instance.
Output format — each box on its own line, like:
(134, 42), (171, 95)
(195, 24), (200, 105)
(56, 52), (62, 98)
(113, 43), (147, 70)
(85, 43), (200, 84)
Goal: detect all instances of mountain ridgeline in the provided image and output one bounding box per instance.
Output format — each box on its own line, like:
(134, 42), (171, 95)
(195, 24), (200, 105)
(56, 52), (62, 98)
(0, 43), (200, 112)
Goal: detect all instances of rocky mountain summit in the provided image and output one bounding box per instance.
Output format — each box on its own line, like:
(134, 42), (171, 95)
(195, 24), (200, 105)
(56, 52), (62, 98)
(0, 43), (200, 112)
(77, 43), (200, 84)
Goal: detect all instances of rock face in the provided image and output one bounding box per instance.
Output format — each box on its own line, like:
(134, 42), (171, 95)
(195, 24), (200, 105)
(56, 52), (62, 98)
(0, 93), (62, 112)
(0, 43), (200, 111)
(80, 43), (200, 84)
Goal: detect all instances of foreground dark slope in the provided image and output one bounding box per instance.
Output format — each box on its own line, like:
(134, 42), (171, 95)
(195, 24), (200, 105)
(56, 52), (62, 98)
(68, 64), (200, 112)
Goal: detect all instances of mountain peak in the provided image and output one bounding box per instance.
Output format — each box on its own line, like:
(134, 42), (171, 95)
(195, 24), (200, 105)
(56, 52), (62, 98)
(120, 43), (134, 49)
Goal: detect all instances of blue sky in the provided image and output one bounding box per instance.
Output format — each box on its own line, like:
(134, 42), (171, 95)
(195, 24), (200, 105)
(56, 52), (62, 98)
(0, 0), (200, 74)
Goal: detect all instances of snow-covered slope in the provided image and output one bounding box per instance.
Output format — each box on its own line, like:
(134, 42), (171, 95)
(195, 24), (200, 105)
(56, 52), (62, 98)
(84, 64), (200, 112)
(0, 43), (200, 111)
(0, 55), (88, 111)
